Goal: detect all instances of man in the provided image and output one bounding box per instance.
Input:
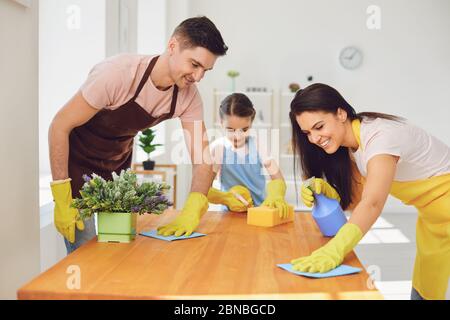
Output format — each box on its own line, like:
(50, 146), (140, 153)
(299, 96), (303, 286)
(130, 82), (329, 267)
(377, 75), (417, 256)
(49, 16), (228, 254)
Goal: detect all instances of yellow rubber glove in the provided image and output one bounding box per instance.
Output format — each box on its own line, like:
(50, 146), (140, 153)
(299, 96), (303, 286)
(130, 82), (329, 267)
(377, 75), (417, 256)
(261, 179), (290, 218)
(301, 177), (341, 207)
(157, 192), (209, 237)
(207, 185), (253, 212)
(50, 179), (85, 243)
(291, 223), (363, 273)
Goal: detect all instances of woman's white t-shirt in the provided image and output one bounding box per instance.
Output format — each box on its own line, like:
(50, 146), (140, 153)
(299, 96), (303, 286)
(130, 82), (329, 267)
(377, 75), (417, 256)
(352, 117), (450, 181)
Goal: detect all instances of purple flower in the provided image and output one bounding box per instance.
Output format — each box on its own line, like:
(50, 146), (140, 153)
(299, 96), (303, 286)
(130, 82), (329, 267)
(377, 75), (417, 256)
(82, 174), (91, 183)
(157, 195), (167, 202)
(144, 196), (154, 206)
(131, 206), (142, 213)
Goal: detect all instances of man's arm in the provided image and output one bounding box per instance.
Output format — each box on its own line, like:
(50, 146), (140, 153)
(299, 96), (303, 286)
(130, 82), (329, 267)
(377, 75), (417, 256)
(181, 120), (215, 195)
(49, 91), (100, 180)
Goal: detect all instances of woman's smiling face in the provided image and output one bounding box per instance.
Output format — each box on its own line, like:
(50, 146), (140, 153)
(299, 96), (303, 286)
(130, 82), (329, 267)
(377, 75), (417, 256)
(296, 109), (347, 154)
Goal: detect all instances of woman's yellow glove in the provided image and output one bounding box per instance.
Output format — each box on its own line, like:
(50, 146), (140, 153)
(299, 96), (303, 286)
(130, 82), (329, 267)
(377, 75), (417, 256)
(291, 223), (363, 273)
(301, 177), (341, 207)
(157, 192), (209, 237)
(261, 179), (290, 218)
(207, 186), (253, 212)
(50, 179), (85, 243)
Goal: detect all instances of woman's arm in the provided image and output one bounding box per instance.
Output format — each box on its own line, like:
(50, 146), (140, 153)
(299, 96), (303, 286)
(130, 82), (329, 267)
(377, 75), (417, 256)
(291, 154), (399, 273)
(348, 154), (399, 234)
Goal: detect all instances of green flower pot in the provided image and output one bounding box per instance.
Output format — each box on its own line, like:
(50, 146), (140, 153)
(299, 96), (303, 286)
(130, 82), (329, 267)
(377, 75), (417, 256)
(97, 212), (137, 243)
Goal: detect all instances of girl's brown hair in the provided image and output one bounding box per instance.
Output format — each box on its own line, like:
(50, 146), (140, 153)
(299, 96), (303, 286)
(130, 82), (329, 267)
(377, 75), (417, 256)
(219, 93), (256, 121)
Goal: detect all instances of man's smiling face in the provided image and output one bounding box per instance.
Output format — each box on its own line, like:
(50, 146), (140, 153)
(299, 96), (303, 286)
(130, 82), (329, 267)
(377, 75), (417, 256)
(168, 38), (217, 89)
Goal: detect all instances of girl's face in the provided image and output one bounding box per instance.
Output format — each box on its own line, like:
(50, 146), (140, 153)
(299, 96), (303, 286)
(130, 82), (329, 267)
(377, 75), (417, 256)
(222, 115), (253, 148)
(296, 109), (347, 154)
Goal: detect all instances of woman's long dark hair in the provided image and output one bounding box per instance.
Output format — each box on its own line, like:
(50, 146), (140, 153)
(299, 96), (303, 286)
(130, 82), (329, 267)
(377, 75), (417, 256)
(290, 83), (403, 209)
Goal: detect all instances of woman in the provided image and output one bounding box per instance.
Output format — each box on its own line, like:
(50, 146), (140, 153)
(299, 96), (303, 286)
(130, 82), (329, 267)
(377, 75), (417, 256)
(289, 83), (449, 300)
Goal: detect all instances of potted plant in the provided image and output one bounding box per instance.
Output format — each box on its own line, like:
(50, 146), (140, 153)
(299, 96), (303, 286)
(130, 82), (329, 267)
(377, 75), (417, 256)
(72, 169), (172, 243)
(138, 128), (162, 170)
(289, 83), (300, 93)
(227, 70), (240, 92)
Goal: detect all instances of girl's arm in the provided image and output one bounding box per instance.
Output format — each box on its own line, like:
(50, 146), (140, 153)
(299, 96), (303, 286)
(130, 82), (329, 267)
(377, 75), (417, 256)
(263, 158), (284, 181)
(254, 136), (284, 181)
(348, 154), (399, 234)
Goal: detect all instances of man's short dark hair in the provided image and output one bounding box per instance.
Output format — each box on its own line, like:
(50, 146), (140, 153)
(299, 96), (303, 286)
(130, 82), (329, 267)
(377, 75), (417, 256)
(173, 16), (228, 56)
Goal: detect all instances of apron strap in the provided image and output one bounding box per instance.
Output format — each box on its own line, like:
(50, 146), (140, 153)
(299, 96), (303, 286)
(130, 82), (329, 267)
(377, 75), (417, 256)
(351, 119), (363, 151)
(168, 85), (179, 117)
(131, 55), (159, 102)
(131, 55), (179, 119)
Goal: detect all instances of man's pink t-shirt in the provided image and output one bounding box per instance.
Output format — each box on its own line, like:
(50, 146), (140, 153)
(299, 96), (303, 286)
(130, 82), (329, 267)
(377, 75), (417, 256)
(80, 54), (203, 122)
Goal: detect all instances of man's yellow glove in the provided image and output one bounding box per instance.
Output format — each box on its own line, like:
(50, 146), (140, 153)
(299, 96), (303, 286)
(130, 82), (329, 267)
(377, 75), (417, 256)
(157, 192), (209, 237)
(261, 179), (290, 218)
(291, 223), (363, 273)
(50, 179), (85, 243)
(207, 186), (253, 212)
(301, 177), (341, 207)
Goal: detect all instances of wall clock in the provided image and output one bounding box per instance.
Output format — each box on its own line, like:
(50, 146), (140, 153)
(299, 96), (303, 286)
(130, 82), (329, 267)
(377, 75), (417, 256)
(339, 46), (363, 70)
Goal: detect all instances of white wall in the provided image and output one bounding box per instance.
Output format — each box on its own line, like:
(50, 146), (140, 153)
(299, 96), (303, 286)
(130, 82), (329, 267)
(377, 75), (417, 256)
(38, 0), (108, 271)
(39, 0), (106, 178)
(133, 0), (167, 165)
(137, 0), (166, 54)
(162, 0), (192, 208)
(169, 0), (450, 212)
(187, 0), (450, 145)
(0, 0), (40, 299)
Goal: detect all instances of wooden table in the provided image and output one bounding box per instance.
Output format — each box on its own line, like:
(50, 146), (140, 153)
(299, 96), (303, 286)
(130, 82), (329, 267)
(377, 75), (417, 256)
(18, 210), (382, 300)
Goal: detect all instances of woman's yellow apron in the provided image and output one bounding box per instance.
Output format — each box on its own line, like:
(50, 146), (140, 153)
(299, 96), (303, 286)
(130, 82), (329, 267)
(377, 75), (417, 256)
(352, 119), (450, 300)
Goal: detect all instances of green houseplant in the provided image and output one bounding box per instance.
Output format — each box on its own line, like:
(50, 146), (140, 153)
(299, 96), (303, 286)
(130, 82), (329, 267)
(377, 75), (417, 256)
(289, 83), (300, 93)
(227, 70), (240, 92)
(72, 169), (172, 243)
(138, 128), (162, 170)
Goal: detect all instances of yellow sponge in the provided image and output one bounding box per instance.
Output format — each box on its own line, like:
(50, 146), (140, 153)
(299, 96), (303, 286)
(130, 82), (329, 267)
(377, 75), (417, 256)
(247, 205), (294, 227)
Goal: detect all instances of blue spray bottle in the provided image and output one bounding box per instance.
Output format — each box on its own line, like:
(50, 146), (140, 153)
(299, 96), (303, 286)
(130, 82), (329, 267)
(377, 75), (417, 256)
(305, 177), (347, 237)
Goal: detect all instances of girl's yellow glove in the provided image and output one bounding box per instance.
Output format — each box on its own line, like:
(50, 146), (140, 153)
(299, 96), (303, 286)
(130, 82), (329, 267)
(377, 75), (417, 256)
(157, 192), (209, 237)
(291, 223), (363, 273)
(50, 179), (85, 243)
(207, 186), (253, 212)
(261, 179), (290, 218)
(301, 177), (341, 207)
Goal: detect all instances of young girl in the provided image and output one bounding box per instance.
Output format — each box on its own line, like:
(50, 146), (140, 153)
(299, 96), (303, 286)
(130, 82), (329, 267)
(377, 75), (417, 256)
(207, 93), (290, 218)
(289, 83), (449, 300)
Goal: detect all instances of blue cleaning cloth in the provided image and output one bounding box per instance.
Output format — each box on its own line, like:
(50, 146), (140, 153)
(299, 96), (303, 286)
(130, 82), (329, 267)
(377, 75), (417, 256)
(140, 230), (206, 242)
(277, 263), (362, 278)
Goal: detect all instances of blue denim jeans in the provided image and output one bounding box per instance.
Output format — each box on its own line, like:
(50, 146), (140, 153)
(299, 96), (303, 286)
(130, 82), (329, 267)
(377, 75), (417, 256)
(64, 216), (96, 255)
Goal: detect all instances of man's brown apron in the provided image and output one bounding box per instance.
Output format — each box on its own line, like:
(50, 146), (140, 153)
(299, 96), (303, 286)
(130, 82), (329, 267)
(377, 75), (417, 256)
(68, 56), (178, 197)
